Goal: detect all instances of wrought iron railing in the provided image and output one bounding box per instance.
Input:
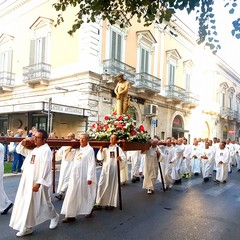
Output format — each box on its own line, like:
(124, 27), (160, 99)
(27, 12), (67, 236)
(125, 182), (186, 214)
(135, 72), (161, 93)
(220, 107), (234, 119)
(165, 85), (185, 101)
(103, 58), (135, 84)
(184, 91), (199, 105)
(0, 71), (15, 86)
(23, 62), (51, 82)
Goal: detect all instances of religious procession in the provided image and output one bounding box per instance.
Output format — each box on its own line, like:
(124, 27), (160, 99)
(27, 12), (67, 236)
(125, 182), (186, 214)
(0, 75), (239, 237)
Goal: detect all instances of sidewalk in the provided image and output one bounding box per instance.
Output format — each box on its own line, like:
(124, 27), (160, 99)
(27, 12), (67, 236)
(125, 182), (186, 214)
(3, 162), (61, 178)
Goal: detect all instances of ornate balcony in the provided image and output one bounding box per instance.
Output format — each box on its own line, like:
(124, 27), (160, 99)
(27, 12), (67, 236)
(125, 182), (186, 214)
(0, 71), (15, 92)
(183, 92), (199, 108)
(23, 62), (51, 87)
(220, 107), (234, 120)
(165, 85), (185, 103)
(102, 58), (135, 84)
(233, 111), (240, 122)
(134, 72), (161, 94)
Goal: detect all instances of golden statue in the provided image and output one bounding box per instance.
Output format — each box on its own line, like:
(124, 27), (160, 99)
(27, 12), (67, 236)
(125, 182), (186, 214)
(114, 73), (130, 115)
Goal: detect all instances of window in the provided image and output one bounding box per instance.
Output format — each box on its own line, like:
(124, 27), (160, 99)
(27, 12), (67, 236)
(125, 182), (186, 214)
(29, 17), (53, 65)
(32, 115), (47, 131)
(167, 61), (176, 85)
(111, 30), (122, 61)
(136, 30), (156, 74)
(0, 34), (13, 74)
(140, 46), (149, 73)
(221, 92), (225, 107)
(166, 49), (181, 86)
(183, 60), (193, 92)
(30, 37), (46, 64)
(229, 96), (232, 109)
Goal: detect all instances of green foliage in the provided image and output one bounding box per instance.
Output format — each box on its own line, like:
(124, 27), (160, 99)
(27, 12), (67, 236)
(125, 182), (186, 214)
(53, 0), (239, 52)
(4, 162), (12, 174)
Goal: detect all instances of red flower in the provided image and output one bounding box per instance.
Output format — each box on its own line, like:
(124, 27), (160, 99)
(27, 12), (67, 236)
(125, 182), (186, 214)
(118, 116), (123, 121)
(139, 125), (145, 132)
(104, 116), (109, 120)
(130, 130), (137, 135)
(128, 114), (131, 119)
(104, 124), (109, 130)
(113, 111), (117, 116)
(92, 123), (96, 129)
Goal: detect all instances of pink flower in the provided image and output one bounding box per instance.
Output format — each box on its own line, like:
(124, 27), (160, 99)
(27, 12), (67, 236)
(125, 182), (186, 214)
(116, 123), (123, 129)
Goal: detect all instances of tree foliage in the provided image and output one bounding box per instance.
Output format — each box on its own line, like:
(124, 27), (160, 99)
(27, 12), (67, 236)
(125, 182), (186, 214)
(53, 0), (239, 53)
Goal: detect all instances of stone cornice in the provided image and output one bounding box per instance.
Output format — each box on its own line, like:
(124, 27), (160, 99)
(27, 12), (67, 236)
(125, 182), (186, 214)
(0, 0), (31, 19)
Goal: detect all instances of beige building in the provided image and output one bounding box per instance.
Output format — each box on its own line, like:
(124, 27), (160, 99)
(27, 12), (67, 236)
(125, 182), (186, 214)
(0, 0), (239, 142)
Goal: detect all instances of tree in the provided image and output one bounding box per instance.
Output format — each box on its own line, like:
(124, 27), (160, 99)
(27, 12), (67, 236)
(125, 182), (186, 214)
(53, 0), (239, 53)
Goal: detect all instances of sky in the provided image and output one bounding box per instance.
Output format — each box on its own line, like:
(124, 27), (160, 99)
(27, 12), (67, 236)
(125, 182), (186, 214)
(176, 1), (240, 73)
(213, 1), (240, 72)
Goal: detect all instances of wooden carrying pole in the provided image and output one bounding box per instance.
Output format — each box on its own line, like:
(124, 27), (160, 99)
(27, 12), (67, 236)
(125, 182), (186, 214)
(158, 161), (166, 192)
(116, 147), (123, 210)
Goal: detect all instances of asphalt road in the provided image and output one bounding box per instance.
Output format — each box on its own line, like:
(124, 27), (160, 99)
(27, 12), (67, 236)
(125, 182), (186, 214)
(1, 166), (240, 240)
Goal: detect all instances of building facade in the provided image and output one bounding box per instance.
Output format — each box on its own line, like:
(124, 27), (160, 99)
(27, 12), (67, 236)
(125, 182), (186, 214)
(0, 0), (240, 142)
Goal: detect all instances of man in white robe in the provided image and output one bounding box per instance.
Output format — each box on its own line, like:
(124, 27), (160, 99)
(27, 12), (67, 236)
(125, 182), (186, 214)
(190, 139), (202, 176)
(127, 150), (141, 183)
(200, 142), (214, 182)
(158, 138), (174, 189)
(55, 132), (76, 200)
(61, 133), (97, 222)
(181, 138), (191, 179)
(9, 130), (59, 237)
(215, 142), (230, 183)
(95, 134), (126, 209)
(142, 138), (160, 194)
(171, 138), (185, 184)
(0, 143), (13, 215)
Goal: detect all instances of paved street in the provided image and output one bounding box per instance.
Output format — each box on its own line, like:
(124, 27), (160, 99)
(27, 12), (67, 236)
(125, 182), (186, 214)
(1, 166), (240, 240)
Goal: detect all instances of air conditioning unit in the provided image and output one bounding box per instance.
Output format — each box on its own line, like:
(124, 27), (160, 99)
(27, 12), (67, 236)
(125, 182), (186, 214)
(145, 104), (158, 116)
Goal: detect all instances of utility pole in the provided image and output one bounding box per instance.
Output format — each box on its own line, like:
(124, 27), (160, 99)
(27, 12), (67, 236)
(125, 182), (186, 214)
(47, 97), (52, 133)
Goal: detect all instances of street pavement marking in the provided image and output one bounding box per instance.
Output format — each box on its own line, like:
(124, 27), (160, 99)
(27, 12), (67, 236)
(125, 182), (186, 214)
(203, 182), (235, 197)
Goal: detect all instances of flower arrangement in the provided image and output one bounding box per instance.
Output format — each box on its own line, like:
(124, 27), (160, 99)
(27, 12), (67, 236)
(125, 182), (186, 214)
(87, 113), (151, 143)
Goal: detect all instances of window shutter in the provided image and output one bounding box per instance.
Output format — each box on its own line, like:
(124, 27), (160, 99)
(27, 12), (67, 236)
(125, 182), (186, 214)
(116, 33), (122, 61)
(111, 31), (116, 59)
(41, 37), (46, 63)
(7, 49), (13, 73)
(29, 39), (35, 65)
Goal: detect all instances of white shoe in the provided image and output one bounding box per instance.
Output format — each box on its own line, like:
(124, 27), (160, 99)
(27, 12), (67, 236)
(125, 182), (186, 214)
(147, 189), (152, 194)
(16, 228), (33, 237)
(49, 213), (59, 229)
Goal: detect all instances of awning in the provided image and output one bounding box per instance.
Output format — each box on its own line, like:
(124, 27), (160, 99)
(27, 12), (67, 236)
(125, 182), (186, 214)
(0, 102), (89, 117)
(172, 127), (189, 133)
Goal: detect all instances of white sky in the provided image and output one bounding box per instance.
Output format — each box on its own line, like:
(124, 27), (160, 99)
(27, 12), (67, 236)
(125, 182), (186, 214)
(213, 2), (240, 72)
(176, 1), (240, 73)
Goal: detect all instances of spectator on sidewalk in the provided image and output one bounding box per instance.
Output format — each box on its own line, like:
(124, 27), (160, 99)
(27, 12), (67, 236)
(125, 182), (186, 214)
(0, 142), (13, 215)
(11, 129), (25, 174)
